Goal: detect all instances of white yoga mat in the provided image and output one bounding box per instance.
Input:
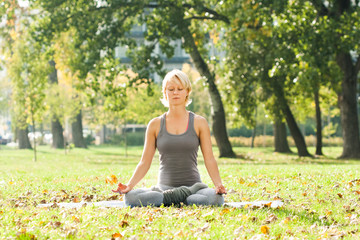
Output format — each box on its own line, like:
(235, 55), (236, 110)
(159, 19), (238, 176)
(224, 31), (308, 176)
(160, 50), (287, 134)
(37, 200), (283, 209)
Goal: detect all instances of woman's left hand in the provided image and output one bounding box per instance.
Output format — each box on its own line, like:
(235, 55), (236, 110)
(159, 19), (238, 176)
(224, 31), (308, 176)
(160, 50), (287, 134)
(215, 184), (227, 195)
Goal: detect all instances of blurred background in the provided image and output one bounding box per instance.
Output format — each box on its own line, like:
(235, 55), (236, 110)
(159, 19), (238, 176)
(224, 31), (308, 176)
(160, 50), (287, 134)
(0, 0), (359, 159)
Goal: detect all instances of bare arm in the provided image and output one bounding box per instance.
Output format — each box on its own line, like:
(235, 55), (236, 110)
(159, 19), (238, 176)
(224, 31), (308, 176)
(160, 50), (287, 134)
(197, 117), (226, 194)
(120, 118), (159, 193)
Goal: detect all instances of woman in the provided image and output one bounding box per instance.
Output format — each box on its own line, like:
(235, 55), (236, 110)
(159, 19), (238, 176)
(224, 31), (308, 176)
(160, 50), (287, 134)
(119, 69), (226, 207)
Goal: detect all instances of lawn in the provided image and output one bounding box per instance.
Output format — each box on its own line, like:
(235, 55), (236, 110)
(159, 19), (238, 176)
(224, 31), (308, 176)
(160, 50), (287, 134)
(0, 145), (359, 239)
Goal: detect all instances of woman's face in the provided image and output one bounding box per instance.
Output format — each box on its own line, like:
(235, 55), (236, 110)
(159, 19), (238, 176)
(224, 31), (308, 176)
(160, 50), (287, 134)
(165, 78), (188, 106)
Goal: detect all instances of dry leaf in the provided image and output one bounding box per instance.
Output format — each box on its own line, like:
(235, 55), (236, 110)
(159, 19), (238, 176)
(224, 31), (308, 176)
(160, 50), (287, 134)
(325, 210), (332, 216)
(112, 232), (123, 239)
(220, 208), (230, 215)
(282, 217), (291, 224)
(239, 178), (245, 184)
(72, 215), (81, 223)
(119, 220), (129, 227)
(260, 225), (270, 234)
(174, 230), (185, 237)
(264, 202), (272, 208)
(106, 175), (118, 185)
(264, 214), (277, 224)
(337, 193), (343, 198)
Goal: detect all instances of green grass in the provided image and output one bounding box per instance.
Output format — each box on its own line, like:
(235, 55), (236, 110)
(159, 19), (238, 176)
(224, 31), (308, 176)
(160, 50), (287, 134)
(0, 145), (359, 239)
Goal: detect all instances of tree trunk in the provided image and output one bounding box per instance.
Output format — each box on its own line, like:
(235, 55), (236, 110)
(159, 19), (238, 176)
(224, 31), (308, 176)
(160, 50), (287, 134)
(274, 120), (291, 153)
(51, 119), (64, 149)
(48, 60), (65, 149)
(273, 81), (311, 157)
(336, 52), (360, 159)
(179, 21), (236, 158)
(31, 113), (37, 162)
(18, 127), (32, 149)
(71, 110), (87, 148)
(314, 89), (323, 155)
(251, 125), (256, 148)
(283, 104), (312, 157)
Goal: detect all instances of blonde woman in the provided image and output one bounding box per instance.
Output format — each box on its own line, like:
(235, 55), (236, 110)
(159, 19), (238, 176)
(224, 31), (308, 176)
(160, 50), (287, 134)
(118, 69), (226, 207)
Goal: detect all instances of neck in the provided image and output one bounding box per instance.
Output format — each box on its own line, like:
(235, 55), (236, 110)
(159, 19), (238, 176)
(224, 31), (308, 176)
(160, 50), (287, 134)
(167, 105), (188, 117)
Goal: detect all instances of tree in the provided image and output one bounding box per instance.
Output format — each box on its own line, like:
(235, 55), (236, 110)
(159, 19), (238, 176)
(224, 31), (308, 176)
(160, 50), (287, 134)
(6, 27), (49, 159)
(33, 0), (236, 157)
(1, 1), (49, 155)
(311, 0), (360, 158)
(277, 0), (360, 158)
(221, 0), (311, 156)
(47, 60), (65, 149)
(1, 1), (30, 149)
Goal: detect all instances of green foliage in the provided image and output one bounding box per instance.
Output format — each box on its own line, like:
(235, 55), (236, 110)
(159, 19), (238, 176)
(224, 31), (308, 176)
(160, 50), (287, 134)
(6, 27), (50, 131)
(126, 83), (166, 125)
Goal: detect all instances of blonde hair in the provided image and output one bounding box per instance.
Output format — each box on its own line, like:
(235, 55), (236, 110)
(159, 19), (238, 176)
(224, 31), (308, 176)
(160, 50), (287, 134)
(160, 69), (192, 107)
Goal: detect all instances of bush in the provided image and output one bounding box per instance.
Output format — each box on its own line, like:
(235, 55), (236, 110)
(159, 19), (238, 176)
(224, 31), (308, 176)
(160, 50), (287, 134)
(84, 134), (95, 146)
(108, 132), (145, 146)
(211, 135), (343, 148)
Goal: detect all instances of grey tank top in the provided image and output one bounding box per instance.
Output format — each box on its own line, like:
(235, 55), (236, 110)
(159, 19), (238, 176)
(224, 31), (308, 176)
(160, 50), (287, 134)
(156, 111), (202, 187)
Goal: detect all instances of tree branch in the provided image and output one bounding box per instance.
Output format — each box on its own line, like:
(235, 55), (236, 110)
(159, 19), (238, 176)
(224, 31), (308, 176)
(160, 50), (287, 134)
(184, 16), (228, 22)
(182, 3), (230, 24)
(146, 2), (230, 24)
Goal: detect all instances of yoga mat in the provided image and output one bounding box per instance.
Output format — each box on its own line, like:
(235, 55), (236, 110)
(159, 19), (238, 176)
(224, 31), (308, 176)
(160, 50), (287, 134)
(37, 200), (283, 209)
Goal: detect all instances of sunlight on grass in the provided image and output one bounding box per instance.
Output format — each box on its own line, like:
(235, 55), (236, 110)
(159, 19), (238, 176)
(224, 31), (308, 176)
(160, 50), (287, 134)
(0, 145), (359, 239)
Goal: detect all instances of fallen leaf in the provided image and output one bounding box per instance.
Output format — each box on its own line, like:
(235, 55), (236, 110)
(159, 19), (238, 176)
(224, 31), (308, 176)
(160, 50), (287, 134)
(264, 214), (277, 224)
(220, 208), (230, 215)
(72, 215), (81, 223)
(119, 220), (129, 227)
(264, 202), (272, 208)
(174, 230), (185, 237)
(260, 225), (270, 234)
(239, 178), (245, 184)
(282, 217), (291, 224)
(325, 210), (332, 216)
(112, 232), (123, 239)
(337, 193), (343, 198)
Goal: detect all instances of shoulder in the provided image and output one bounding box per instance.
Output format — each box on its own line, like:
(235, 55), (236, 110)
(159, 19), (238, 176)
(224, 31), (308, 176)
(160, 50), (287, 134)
(193, 113), (210, 135)
(193, 113), (209, 126)
(147, 115), (163, 136)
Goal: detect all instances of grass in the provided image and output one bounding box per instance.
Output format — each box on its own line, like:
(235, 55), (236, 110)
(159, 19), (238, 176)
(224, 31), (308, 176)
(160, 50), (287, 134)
(0, 145), (359, 239)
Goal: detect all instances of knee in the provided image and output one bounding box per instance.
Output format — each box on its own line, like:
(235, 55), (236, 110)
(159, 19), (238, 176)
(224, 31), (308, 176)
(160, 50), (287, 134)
(201, 188), (224, 206)
(186, 188), (224, 206)
(124, 189), (163, 207)
(124, 189), (144, 207)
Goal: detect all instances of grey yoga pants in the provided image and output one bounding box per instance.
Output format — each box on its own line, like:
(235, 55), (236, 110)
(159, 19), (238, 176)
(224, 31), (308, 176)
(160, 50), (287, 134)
(124, 183), (224, 207)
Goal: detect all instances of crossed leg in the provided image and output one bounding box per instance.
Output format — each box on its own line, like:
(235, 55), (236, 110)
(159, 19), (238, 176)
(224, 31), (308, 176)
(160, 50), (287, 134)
(124, 183), (224, 207)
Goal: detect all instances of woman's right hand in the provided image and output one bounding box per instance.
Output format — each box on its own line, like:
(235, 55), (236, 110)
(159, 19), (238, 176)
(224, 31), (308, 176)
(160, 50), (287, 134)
(112, 182), (132, 194)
